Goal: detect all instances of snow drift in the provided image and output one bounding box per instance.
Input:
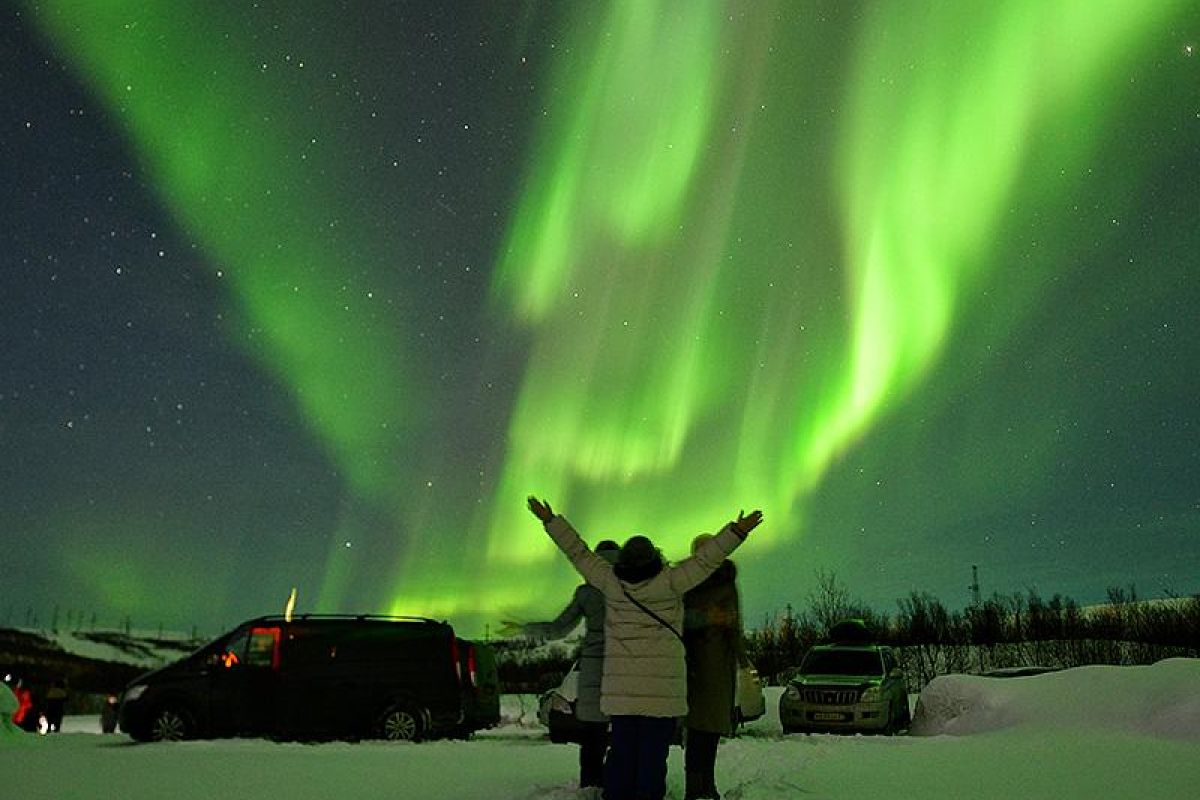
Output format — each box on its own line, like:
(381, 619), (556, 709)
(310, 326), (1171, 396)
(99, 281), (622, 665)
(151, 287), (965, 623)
(2, 660), (1198, 799)
(910, 657), (1200, 739)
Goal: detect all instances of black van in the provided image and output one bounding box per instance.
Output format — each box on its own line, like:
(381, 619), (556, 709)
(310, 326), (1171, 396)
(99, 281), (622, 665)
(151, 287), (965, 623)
(118, 615), (499, 742)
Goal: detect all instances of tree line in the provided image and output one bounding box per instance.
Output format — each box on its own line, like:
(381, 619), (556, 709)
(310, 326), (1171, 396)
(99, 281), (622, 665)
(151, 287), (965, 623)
(745, 572), (1200, 690)
(490, 571), (1199, 695)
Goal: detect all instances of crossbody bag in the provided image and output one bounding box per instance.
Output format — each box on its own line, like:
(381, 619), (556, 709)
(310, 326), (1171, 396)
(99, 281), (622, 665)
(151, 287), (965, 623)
(621, 587), (684, 643)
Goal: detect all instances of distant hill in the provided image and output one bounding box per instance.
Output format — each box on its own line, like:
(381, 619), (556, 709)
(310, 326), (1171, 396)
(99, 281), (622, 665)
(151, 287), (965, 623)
(1, 626), (205, 699)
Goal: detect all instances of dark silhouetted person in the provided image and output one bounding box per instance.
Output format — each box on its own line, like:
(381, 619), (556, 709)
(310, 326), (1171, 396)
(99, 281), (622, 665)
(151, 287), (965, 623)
(529, 496), (762, 800)
(682, 533), (743, 800)
(100, 694), (120, 734)
(44, 677), (68, 733)
(505, 539), (620, 797)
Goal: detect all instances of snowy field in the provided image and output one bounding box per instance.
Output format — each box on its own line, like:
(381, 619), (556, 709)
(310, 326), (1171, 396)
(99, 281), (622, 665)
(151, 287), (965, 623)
(3, 659), (1198, 800)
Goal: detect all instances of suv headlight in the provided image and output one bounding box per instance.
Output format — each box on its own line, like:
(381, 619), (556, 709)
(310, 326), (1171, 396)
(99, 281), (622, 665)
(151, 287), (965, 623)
(859, 686), (881, 703)
(783, 685), (800, 701)
(123, 685), (148, 702)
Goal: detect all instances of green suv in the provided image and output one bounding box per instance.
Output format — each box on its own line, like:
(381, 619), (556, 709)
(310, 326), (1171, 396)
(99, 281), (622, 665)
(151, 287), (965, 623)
(779, 643), (910, 734)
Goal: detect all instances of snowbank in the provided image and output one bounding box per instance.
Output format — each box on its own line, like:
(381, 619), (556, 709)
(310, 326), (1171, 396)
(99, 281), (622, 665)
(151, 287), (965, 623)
(911, 657), (1200, 739)
(1, 662), (1197, 799)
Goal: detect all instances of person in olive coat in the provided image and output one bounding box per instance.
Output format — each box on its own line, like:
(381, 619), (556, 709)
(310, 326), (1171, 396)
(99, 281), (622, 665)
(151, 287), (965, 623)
(682, 534), (744, 800)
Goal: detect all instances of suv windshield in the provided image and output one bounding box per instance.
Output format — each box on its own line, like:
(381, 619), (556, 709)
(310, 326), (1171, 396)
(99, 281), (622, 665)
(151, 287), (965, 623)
(800, 649), (883, 677)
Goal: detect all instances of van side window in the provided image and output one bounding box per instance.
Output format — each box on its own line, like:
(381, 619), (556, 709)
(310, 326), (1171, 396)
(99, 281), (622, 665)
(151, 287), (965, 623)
(246, 627), (281, 669)
(882, 650), (896, 674)
(219, 629), (250, 668)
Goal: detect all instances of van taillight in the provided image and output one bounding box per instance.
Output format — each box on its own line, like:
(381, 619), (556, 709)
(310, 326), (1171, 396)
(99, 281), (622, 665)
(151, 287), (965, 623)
(466, 644), (478, 689)
(450, 638), (462, 683)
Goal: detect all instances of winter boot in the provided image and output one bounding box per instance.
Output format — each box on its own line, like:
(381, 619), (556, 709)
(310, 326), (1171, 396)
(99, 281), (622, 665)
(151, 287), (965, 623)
(685, 770), (722, 800)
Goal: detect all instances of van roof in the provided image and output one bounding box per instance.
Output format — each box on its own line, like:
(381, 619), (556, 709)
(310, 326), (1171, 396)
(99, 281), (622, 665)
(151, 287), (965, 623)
(245, 614), (450, 628)
(812, 643), (889, 652)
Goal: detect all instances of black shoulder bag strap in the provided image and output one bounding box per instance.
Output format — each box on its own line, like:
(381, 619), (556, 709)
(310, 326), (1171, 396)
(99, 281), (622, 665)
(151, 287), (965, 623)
(621, 587), (684, 643)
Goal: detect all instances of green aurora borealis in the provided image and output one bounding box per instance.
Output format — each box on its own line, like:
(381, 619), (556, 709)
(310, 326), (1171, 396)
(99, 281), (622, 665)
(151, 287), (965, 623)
(4, 1), (1197, 635)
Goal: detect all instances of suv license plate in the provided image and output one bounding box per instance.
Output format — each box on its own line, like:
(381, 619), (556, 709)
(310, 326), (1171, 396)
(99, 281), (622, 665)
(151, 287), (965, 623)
(812, 712), (849, 722)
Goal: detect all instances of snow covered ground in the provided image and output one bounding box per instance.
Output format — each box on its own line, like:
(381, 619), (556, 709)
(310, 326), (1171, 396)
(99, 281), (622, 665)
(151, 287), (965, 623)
(2, 659), (1197, 799)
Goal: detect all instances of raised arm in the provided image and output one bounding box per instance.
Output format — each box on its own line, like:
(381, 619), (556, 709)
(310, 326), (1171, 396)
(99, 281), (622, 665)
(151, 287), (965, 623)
(520, 591), (586, 640)
(528, 496), (618, 592)
(668, 508), (763, 594)
(528, 496), (555, 524)
(734, 509), (763, 535)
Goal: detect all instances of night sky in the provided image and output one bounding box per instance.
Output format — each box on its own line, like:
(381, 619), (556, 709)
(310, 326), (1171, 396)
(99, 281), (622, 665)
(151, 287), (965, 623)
(3, 1), (1197, 638)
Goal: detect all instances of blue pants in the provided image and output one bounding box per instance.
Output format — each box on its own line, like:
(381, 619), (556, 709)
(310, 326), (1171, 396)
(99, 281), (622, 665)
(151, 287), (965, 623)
(604, 715), (677, 800)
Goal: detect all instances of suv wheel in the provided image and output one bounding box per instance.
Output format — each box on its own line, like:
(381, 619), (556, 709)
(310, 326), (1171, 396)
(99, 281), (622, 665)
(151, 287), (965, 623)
(150, 707), (193, 742)
(377, 705), (423, 742)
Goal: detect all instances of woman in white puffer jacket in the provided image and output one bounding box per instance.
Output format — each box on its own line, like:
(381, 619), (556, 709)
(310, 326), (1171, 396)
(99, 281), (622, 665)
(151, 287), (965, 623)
(529, 496), (761, 800)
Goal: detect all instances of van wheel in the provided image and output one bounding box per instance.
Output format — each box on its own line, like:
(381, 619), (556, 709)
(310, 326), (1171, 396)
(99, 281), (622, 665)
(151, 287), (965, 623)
(376, 705), (423, 742)
(150, 707), (194, 742)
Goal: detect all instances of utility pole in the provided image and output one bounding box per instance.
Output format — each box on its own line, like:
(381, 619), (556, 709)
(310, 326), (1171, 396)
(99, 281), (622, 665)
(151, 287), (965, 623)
(969, 565), (982, 607)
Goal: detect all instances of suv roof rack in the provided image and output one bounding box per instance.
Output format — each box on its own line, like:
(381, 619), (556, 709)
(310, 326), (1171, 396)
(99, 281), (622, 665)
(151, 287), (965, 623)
(827, 618), (873, 645)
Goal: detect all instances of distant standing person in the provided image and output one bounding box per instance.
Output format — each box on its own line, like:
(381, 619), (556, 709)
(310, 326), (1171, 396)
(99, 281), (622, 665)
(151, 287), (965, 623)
(503, 539), (621, 797)
(44, 677), (68, 733)
(100, 694), (120, 734)
(682, 534), (744, 800)
(528, 496), (762, 800)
